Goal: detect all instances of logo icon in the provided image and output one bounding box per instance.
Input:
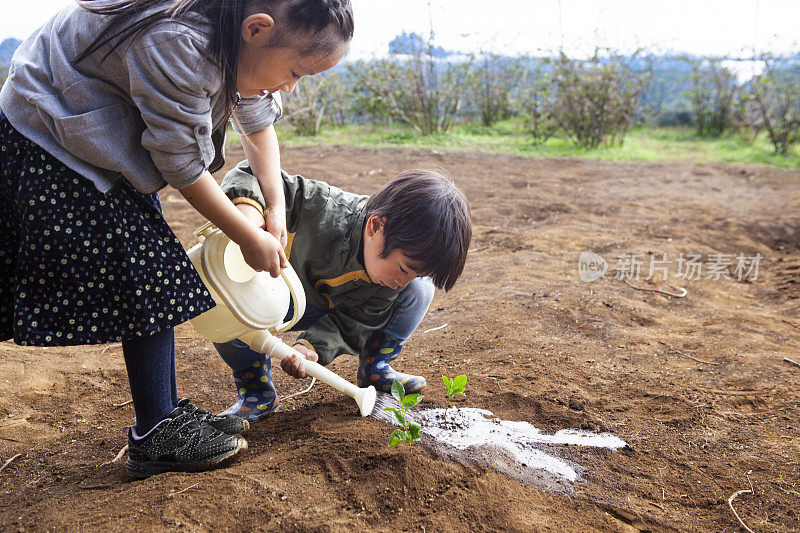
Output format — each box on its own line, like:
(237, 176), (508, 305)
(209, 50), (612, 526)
(578, 251), (607, 283)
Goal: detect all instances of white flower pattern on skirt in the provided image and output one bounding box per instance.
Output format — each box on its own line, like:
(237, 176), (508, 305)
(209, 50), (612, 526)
(0, 114), (214, 346)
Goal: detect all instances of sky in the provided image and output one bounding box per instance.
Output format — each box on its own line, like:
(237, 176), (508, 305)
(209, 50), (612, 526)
(1, 0), (798, 60)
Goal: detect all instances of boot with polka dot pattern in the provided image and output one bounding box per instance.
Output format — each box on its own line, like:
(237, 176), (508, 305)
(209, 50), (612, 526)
(219, 355), (279, 422)
(357, 332), (427, 394)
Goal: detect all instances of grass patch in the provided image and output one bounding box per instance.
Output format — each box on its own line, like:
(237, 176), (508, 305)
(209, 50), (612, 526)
(264, 120), (800, 169)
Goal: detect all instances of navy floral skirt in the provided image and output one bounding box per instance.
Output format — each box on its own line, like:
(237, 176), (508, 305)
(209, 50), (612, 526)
(0, 113), (215, 346)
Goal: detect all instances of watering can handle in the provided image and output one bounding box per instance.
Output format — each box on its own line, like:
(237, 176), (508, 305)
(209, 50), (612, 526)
(195, 222), (305, 332)
(274, 266), (304, 333)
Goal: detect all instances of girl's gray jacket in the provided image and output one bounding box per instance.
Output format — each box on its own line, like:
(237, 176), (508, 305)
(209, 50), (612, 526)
(0, 1), (281, 194)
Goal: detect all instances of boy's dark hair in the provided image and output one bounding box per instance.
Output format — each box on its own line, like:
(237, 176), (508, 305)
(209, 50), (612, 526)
(364, 170), (472, 292)
(74, 0), (354, 114)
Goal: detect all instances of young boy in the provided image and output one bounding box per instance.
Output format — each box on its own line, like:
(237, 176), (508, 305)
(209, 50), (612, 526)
(213, 160), (471, 421)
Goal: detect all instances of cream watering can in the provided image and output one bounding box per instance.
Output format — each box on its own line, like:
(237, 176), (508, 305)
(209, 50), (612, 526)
(187, 223), (376, 417)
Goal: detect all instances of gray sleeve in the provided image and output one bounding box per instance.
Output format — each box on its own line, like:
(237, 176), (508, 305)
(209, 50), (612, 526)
(231, 92), (283, 135)
(124, 25), (222, 189)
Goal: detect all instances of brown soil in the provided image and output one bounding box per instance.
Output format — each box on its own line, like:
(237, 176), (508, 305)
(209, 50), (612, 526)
(1, 144), (799, 532)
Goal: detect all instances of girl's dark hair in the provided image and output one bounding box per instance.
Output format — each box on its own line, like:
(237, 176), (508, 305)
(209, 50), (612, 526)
(364, 170), (472, 292)
(74, 0), (354, 114)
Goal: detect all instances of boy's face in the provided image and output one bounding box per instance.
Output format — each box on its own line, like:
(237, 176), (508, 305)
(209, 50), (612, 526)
(363, 215), (418, 289)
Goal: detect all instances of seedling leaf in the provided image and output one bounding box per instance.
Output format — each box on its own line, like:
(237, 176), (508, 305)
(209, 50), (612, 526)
(385, 379), (424, 447)
(391, 379), (405, 403)
(401, 393), (422, 408)
(388, 429), (405, 448)
(382, 406), (405, 426)
(443, 373), (468, 399)
(407, 421), (422, 442)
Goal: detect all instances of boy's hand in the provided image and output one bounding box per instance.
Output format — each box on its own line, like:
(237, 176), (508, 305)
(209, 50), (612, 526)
(281, 344), (319, 379)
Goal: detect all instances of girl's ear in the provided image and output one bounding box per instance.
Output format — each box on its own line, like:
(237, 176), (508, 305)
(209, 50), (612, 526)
(241, 13), (275, 44)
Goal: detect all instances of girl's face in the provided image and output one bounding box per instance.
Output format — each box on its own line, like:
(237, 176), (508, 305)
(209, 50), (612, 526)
(237, 45), (344, 98)
(362, 215), (419, 290)
(237, 13), (346, 98)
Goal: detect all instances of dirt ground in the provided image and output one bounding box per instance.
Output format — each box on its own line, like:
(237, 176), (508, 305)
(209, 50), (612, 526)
(1, 143), (799, 532)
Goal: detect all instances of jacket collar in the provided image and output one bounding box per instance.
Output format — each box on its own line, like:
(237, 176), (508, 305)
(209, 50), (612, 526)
(341, 205), (372, 282)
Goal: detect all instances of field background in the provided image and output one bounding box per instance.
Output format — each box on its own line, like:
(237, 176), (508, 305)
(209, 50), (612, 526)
(1, 141), (799, 531)
(2, 23), (800, 532)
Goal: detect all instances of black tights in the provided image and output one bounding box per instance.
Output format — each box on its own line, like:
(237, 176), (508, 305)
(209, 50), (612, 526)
(122, 327), (178, 434)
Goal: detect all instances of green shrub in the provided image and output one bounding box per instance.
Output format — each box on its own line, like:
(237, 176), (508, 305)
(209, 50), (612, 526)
(347, 32), (472, 135)
(685, 58), (739, 137)
(280, 73), (346, 136)
(549, 49), (649, 148)
(468, 53), (526, 127)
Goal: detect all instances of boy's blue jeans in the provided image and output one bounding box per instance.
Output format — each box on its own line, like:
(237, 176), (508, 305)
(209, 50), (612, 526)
(213, 277), (435, 372)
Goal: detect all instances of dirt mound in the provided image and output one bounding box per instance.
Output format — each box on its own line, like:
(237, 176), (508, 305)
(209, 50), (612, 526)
(747, 219), (800, 252)
(1, 147), (799, 531)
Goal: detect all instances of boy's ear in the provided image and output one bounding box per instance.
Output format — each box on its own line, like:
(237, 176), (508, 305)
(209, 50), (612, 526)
(241, 13), (275, 44)
(365, 214), (385, 237)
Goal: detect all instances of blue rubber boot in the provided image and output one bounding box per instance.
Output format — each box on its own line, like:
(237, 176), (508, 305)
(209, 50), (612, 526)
(219, 355), (279, 422)
(357, 332), (427, 394)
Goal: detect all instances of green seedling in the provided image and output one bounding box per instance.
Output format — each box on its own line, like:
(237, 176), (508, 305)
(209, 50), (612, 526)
(384, 379), (423, 447)
(442, 374), (467, 422)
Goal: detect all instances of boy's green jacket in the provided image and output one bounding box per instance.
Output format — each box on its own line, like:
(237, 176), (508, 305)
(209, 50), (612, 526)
(220, 160), (402, 365)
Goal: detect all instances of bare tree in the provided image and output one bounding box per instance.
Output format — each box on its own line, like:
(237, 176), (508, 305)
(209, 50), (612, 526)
(280, 73), (346, 136)
(741, 53), (800, 154)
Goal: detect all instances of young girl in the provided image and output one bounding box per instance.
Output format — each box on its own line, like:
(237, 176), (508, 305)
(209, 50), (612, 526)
(0, 0), (353, 477)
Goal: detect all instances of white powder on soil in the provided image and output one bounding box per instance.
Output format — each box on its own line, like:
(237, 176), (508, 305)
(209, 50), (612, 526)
(413, 407), (626, 482)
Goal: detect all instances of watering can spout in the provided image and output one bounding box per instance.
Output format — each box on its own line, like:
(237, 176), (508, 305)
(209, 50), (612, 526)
(187, 226), (377, 417)
(241, 330), (377, 417)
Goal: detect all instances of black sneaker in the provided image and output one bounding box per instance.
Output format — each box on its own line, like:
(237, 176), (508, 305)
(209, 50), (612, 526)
(125, 406), (248, 478)
(176, 398), (249, 435)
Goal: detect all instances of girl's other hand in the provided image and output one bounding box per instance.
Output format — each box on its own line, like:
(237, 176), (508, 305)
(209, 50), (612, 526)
(239, 228), (287, 277)
(264, 204), (288, 248)
(177, 172), (286, 275)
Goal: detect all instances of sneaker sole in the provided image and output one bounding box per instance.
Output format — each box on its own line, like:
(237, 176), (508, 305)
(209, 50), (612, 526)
(125, 437), (248, 478)
(211, 417), (250, 435)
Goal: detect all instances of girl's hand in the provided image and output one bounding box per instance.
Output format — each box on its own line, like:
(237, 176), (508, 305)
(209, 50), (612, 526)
(239, 227), (288, 277)
(265, 203), (288, 248)
(281, 344), (320, 379)
(241, 125), (288, 247)
(177, 172), (285, 275)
